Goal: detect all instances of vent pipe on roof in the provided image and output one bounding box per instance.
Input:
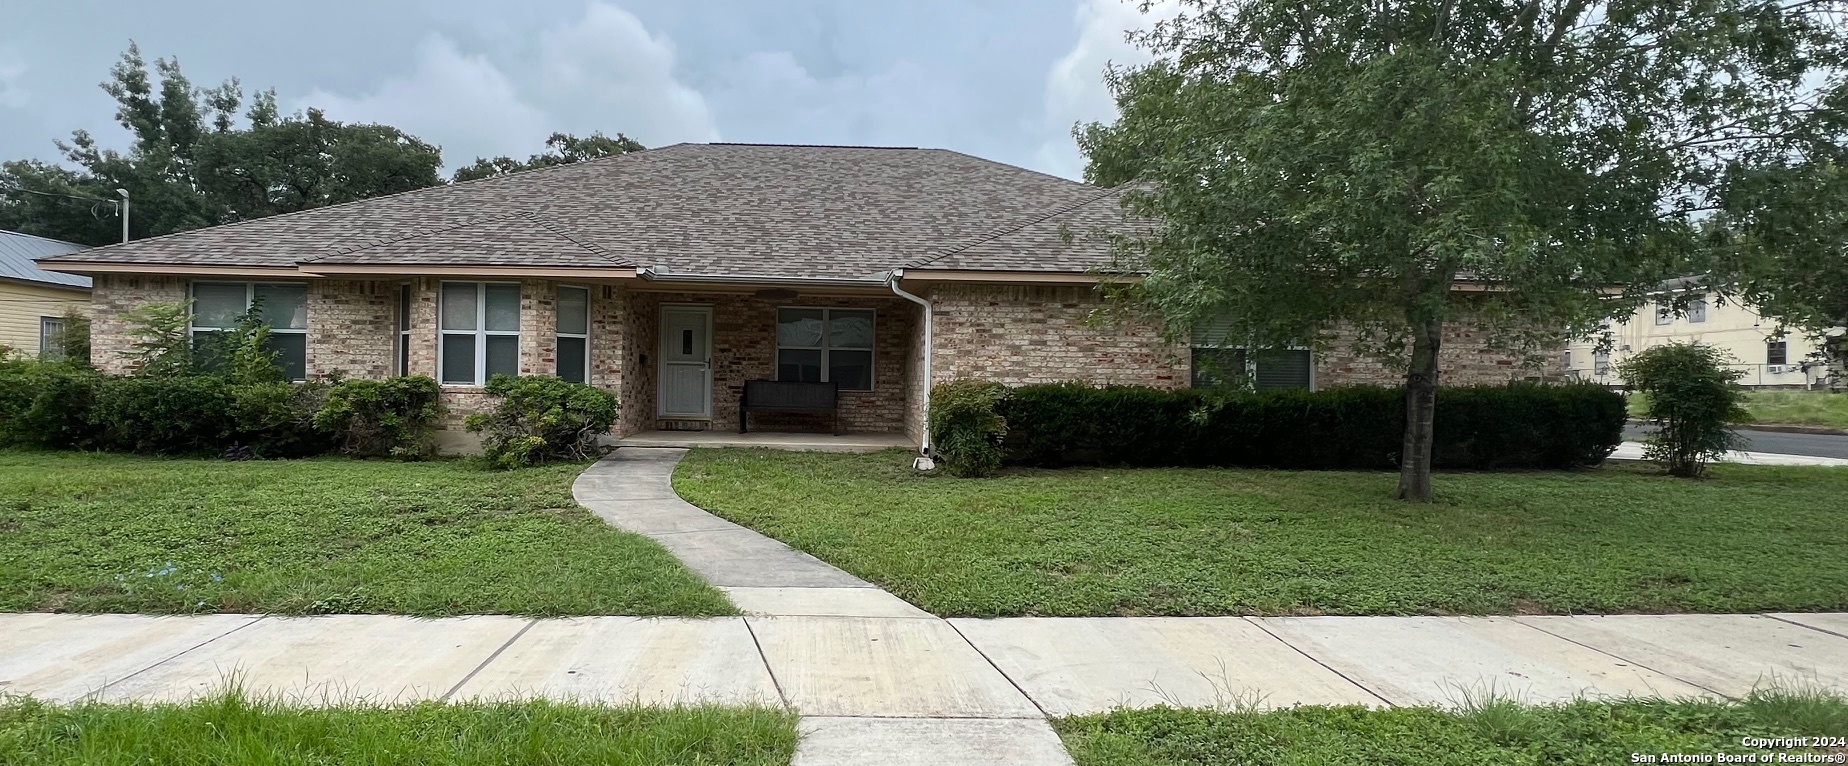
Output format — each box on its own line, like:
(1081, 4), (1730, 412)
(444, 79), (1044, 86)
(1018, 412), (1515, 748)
(886, 269), (935, 470)
(115, 189), (129, 244)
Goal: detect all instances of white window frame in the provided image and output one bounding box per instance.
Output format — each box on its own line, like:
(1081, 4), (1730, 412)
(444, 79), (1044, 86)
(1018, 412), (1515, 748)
(555, 284), (591, 384)
(189, 281), (309, 381)
(1687, 298), (1707, 323)
(39, 316), (64, 359)
(1655, 304), (1673, 325)
(437, 281), (522, 387)
(1767, 340), (1788, 366)
(775, 306), (876, 392)
(396, 283), (412, 377)
(1189, 335), (1316, 391)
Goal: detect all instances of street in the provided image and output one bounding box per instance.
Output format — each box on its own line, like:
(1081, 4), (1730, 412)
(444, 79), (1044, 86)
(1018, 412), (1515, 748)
(1624, 425), (1848, 460)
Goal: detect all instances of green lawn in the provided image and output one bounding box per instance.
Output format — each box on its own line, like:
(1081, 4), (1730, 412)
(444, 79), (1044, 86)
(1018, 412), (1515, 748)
(0, 450), (732, 616)
(1630, 390), (1848, 430)
(674, 449), (1848, 617)
(1055, 690), (1847, 766)
(0, 691), (796, 766)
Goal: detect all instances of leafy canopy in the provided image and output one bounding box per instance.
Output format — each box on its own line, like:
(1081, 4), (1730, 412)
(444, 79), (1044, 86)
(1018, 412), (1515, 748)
(0, 43), (444, 245)
(451, 132), (646, 182)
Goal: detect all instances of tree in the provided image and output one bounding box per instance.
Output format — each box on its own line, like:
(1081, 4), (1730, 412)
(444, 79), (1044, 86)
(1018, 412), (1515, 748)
(0, 43), (443, 245)
(1618, 343), (1747, 477)
(451, 131), (645, 182)
(1080, 0), (1847, 500)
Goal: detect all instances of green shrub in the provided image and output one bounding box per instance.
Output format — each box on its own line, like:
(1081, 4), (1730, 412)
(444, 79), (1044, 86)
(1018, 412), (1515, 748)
(1617, 342), (1747, 477)
(966, 382), (1625, 471)
(228, 381), (335, 458)
(0, 360), (102, 448)
(927, 380), (1011, 477)
(89, 376), (237, 454)
(314, 376), (442, 459)
(464, 375), (617, 469)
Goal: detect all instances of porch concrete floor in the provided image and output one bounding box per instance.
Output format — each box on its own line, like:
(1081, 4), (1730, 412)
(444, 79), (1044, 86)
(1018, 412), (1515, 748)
(606, 430), (914, 453)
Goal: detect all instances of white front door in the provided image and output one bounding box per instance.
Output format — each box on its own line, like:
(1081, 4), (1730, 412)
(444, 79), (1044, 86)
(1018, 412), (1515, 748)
(658, 306), (713, 418)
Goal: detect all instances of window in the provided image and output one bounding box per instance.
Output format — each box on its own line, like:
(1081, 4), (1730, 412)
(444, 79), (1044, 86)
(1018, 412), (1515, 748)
(1189, 321), (1312, 390)
(1564, 350), (1573, 369)
(439, 281), (521, 385)
(1767, 340), (1787, 366)
(1655, 304), (1673, 325)
(396, 284), (412, 377)
(191, 282), (308, 381)
(776, 307), (874, 391)
(39, 316), (64, 360)
(556, 286), (590, 383)
(1687, 298), (1707, 323)
(1593, 350), (1611, 376)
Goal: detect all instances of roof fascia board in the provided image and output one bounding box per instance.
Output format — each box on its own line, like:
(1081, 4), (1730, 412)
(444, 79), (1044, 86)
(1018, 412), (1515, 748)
(900, 270), (1137, 284)
(303, 264), (641, 279)
(0, 274), (91, 292)
(39, 263), (305, 278)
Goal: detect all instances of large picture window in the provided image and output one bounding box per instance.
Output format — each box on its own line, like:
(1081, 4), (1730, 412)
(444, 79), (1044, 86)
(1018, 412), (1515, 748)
(439, 281), (521, 385)
(556, 286), (590, 383)
(191, 281), (308, 381)
(776, 307), (874, 391)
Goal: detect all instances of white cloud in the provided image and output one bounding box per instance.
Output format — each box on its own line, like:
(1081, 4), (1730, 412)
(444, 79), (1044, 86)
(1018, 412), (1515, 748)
(705, 50), (958, 147)
(1032, 0), (1173, 180)
(296, 2), (717, 170)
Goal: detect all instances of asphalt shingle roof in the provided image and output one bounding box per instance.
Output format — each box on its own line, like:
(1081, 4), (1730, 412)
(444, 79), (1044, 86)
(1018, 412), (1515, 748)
(0, 230), (90, 288)
(40, 144), (1135, 279)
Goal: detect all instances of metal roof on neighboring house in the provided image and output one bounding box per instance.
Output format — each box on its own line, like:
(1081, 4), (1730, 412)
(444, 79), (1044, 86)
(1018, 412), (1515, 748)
(0, 230), (91, 289)
(36, 143), (1142, 279)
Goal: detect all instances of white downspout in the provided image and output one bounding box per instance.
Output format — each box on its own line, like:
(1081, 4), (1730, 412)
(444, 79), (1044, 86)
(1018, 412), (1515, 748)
(887, 269), (935, 470)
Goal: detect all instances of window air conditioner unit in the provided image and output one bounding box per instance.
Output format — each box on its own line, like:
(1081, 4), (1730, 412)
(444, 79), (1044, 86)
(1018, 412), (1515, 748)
(1766, 365), (1788, 374)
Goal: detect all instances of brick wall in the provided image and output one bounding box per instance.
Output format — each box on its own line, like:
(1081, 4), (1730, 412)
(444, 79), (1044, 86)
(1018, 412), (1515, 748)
(1314, 315), (1564, 386)
(307, 280), (395, 379)
(88, 274), (188, 375)
(619, 291), (916, 434)
(928, 283), (1188, 389)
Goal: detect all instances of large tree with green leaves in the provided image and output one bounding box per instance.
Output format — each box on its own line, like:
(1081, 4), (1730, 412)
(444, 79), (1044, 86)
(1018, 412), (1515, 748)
(1081, 0), (1846, 500)
(451, 131), (645, 182)
(0, 43), (444, 246)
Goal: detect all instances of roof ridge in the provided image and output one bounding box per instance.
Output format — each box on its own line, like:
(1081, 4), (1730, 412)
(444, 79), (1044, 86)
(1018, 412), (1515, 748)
(518, 211), (636, 267)
(37, 145), (679, 262)
(903, 186), (1126, 270)
(924, 148), (1099, 191)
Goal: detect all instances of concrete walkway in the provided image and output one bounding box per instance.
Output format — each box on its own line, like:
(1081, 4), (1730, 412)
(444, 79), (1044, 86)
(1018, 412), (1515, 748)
(1612, 440), (1848, 466)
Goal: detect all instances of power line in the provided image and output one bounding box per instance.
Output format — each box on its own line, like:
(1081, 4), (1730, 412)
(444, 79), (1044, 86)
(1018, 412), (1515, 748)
(0, 184), (117, 203)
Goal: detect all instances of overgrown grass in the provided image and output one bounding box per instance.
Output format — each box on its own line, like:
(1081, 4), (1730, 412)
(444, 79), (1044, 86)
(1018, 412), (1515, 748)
(1631, 390), (1848, 430)
(0, 450), (733, 616)
(1054, 688), (1848, 766)
(0, 689), (797, 766)
(674, 449), (1848, 617)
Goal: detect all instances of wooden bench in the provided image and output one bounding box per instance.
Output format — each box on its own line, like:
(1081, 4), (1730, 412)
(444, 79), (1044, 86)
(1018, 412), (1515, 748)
(740, 380), (841, 434)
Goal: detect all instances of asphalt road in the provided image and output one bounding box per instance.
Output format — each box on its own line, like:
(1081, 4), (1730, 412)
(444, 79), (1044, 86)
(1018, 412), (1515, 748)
(1623, 425), (1848, 460)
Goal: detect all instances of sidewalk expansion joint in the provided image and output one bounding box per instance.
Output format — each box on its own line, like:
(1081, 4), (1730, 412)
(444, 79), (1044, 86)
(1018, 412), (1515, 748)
(1241, 616), (1397, 708)
(946, 619), (1052, 719)
(83, 614), (269, 703)
(441, 618), (538, 702)
(742, 617), (792, 711)
(1509, 618), (1731, 700)
(1762, 613), (1848, 641)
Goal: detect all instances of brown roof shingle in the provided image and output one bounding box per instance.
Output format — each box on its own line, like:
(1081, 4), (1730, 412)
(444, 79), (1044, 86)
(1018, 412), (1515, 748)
(41, 143), (1132, 279)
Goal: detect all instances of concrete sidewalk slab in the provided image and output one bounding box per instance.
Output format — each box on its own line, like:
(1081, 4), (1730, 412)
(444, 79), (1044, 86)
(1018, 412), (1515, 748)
(450, 617), (779, 705)
(1517, 614), (1848, 697)
(1769, 613), (1848, 638)
(649, 527), (873, 588)
(1611, 441), (1848, 466)
(949, 617), (1379, 715)
(723, 587), (931, 618)
(0, 613), (259, 702)
(95, 615), (529, 704)
(1258, 616), (1707, 706)
(793, 716), (1074, 766)
(747, 616), (1041, 718)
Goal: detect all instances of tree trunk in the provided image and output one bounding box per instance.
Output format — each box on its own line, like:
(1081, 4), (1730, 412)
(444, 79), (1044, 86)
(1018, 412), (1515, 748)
(1396, 317), (1443, 501)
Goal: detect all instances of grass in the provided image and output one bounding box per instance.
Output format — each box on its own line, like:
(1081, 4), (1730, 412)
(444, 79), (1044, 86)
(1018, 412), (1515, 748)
(1630, 390), (1848, 430)
(673, 449), (1848, 617)
(0, 689), (797, 765)
(0, 450), (733, 616)
(1054, 688), (1848, 766)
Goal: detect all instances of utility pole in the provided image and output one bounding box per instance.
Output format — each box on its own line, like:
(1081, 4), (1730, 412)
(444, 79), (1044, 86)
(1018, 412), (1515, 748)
(116, 188), (129, 243)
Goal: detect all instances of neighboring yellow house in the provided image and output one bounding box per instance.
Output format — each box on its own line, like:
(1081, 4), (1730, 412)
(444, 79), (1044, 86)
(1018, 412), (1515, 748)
(1566, 278), (1843, 390)
(0, 230), (91, 358)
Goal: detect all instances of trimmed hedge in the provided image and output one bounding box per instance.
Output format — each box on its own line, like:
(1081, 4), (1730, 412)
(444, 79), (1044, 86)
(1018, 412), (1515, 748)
(0, 360), (442, 459)
(931, 381), (1624, 472)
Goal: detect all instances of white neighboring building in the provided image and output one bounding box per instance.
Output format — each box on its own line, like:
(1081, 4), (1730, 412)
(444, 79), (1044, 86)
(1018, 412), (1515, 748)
(1566, 287), (1842, 390)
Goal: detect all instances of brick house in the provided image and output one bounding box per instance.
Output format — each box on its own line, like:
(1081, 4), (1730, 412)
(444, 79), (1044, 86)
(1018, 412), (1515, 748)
(36, 143), (1557, 451)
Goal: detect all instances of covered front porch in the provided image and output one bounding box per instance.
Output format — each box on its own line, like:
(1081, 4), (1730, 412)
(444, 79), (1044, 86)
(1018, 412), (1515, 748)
(617, 286), (927, 443)
(606, 429), (915, 453)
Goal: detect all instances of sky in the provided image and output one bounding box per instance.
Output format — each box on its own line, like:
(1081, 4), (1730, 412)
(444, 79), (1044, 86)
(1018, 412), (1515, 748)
(0, 0), (1170, 182)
